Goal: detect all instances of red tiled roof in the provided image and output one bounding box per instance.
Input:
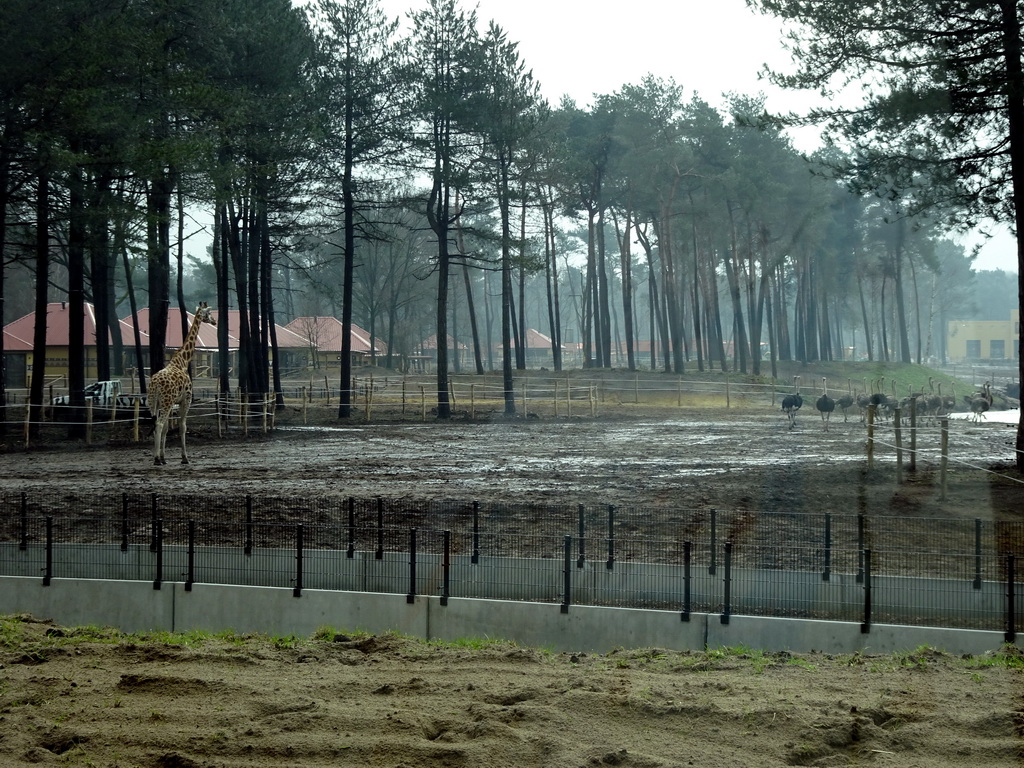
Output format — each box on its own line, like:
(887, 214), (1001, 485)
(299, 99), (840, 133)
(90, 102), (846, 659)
(2, 302), (139, 351)
(284, 316), (386, 354)
(508, 328), (563, 351)
(123, 307), (225, 349)
(220, 310), (308, 349)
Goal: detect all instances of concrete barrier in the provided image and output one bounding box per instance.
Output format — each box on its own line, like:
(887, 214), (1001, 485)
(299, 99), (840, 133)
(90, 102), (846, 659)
(0, 575), (1016, 656)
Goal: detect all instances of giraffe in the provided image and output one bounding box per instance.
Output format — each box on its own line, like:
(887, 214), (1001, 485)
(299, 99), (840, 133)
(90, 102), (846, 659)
(149, 302), (217, 465)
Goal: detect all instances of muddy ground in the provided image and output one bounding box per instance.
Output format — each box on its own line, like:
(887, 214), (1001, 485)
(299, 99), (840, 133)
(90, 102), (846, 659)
(1, 400), (1021, 520)
(3, 403), (1024, 767)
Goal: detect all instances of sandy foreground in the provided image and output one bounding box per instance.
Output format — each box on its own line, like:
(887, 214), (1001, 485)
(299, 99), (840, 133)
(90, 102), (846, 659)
(0, 614), (1022, 768)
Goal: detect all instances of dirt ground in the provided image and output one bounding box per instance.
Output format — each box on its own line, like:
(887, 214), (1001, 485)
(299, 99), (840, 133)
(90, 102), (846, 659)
(2, 614), (1023, 768)
(3, 402), (1024, 767)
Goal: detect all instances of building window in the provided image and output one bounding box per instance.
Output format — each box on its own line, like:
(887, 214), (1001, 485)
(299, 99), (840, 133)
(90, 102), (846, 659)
(990, 339), (1005, 359)
(966, 340), (981, 358)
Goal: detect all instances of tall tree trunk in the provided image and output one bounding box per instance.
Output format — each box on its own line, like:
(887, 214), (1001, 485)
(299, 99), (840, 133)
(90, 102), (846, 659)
(497, 157), (515, 414)
(653, 211), (684, 373)
(879, 275), (890, 362)
(583, 208), (597, 368)
(146, 171), (173, 374)
(175, 186), (189, 370)
(597, 206), (611, 368)
(214, 202), (231, 396)
(0, 143), (8, 436)
(117, 202), (147, 394)
(723, 208), (749, 374)
(908, 251), (922, 364)
(29, 167), (49, 437)
(998, 0), (1024, 470)
(90, 171), (115, 381)
(540, 186), (562, 371)
(618, 207), (636, 371)
(224, 199), (252, 395)
(689, 207), (704, 372)
(893, 220), (912, 363)
(67, 161), (87, 438)
(857, 267), (874, 362)
(516, 195), (528, 369)
(338, 79), (357, 417)
(766, 270), (779, 381)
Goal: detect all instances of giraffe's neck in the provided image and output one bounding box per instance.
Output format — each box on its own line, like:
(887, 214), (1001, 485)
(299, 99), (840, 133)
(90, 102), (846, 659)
(169, 310), (204, 370)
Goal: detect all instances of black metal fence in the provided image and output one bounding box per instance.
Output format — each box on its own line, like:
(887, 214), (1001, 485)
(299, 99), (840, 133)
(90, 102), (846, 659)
(2, 492), (1022, 638)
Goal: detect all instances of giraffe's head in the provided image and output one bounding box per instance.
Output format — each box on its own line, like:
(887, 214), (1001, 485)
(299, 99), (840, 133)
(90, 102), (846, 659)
(196, 302), (217, 327)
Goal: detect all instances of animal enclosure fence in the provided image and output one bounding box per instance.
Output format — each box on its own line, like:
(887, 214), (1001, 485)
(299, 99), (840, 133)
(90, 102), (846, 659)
(2, 492), (1023, 638)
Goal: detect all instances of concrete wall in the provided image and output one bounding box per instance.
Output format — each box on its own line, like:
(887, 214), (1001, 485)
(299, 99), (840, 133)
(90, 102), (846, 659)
(1, 543), (1009, 628)
(0, 575), (1016, 657)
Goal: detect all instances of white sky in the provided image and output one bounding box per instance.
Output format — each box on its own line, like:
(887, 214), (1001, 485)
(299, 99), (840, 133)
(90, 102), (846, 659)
(376, 0), (1018, 273)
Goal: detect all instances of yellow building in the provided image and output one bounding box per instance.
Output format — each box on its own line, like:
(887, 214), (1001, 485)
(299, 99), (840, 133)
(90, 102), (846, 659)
(947, 309), (1020, 362)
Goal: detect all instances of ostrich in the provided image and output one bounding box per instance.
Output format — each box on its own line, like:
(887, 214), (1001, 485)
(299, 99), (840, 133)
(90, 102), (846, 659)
(835, 392), (855, 422)
(855, 382), (872, 423)
(864, 377), (887, 421)
(781, 376), (803, 429)
(815, 376), (836, 431)
(868, 377), (887, 408)
(925, 378), (943, 422)
(966, 381), (993, 422)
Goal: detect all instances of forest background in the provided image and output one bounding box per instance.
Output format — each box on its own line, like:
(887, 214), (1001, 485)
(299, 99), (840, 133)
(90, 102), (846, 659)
(0, 0), (1021, 448)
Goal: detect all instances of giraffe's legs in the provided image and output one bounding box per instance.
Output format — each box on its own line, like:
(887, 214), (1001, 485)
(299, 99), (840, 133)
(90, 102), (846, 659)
(178, 398), (191, 464)
(153, 412), (168, 465)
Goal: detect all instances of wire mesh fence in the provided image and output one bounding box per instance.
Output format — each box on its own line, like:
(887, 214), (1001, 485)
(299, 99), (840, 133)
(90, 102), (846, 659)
(2, 491), (1023, 636)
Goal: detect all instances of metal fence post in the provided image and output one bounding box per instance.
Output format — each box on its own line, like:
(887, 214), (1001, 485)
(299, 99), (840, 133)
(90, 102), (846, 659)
(407, 528), (417, 604)
(561, 535), (571, 614)
(1006, 554), (1016, 644)
(606, 505), (615, 570)
(120, 493), (129, 552)
(346, 497), (355, 558)
(856, 514), (865, 583)
(441, 530), (450, 606)
(822, 513), (832, 582)
(150, 494), (158, 553)
(375, 497), (384, 560)
(471, 501), (480, 564)
(244, 495), (253, 556)
(19, 492), (28, 551)
(185, 519), (195, 592)
(973, 518), (982, 590)
(293, 524), (303, 597)
(681, 541), (691, 623)
(153, 519), (162, 590)
(577, 504), (586, 568)
(720, 540), (732, 625)
(861, 549), (872, 633)
(43, 516), (52, 586)
(709, 508), (717, 575)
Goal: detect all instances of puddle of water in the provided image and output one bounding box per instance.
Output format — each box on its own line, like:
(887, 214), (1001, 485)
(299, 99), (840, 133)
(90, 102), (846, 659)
(946, 409), (1020, 424)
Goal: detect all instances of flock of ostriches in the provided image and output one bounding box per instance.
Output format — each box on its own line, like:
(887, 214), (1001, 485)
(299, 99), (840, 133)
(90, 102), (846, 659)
(781, 376), (994, 431)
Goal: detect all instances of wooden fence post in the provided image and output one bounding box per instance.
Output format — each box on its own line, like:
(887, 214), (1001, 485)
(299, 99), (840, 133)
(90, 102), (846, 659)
(894, 407), (902, 484)
(940, 418), (949, 500)
(867, 405), (875, 467)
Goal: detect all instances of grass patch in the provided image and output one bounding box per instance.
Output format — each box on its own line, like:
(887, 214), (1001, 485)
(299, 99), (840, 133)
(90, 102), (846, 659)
(963, 644), (1024, 671)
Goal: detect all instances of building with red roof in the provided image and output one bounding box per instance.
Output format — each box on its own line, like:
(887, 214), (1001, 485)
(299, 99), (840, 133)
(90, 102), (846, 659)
(284, 316), (386, 370)
(2, 302), (139, 386)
